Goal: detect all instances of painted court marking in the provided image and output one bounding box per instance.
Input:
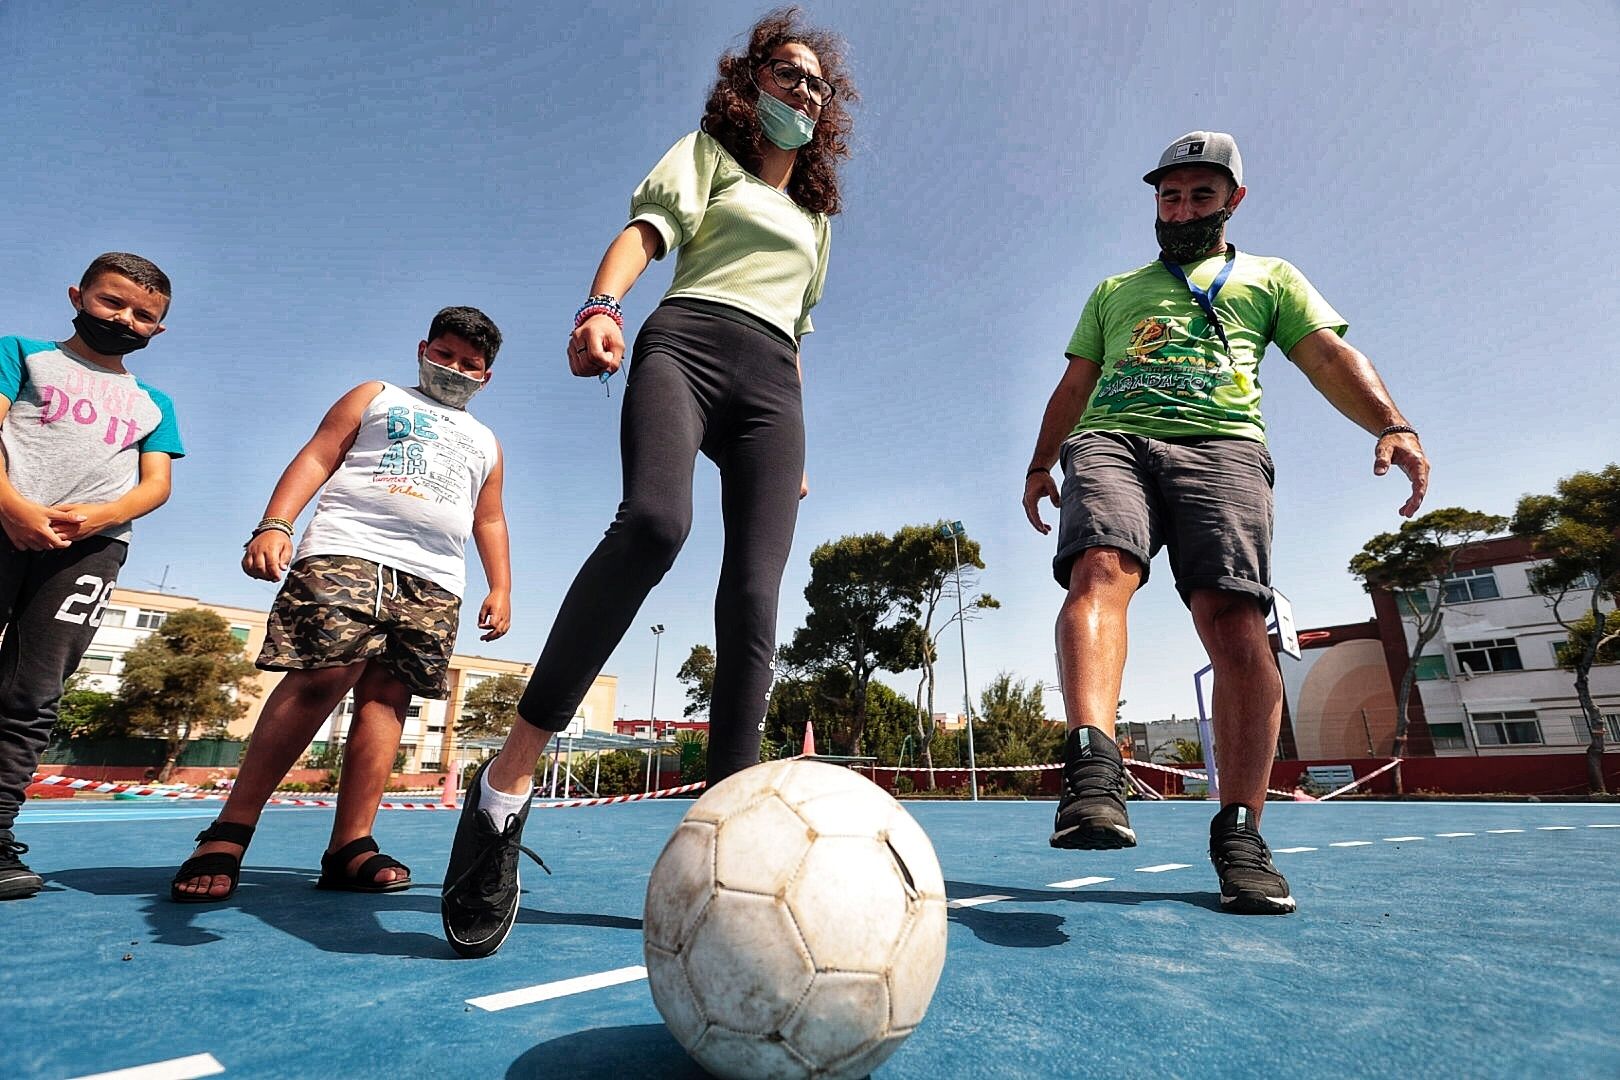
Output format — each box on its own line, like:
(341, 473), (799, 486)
(1384, 836), (1426, 842)
(1135, 863), (1191, 873)
(949, 894), (1014, 909)
(1436, 832), (1476, 837)
(1330, 841), (1373, 848)
(1048, 876), (1114, 889)
(1537, 826), (1576, 831)
(1488, 829), (1526, 834)
(1590, 824), (1620, 829)
(1273, 846), (1317, 854)
(69, 1053), (225, 1080)
(466, 966), (647, 1012)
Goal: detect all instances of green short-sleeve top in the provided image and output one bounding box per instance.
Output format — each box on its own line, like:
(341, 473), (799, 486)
(630, 130), (830, 342)
(1065, 250), (1346, 442)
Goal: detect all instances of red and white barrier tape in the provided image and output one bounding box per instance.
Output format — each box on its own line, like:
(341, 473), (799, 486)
(531, 780), (706, 809)
(1317, 758), (1403, 801)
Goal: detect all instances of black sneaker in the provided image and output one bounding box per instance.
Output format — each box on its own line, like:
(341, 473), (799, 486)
(1049, 726), (1137, 849)
(442, 759), (548, 958)
(1, 829), (44, 900)
(1209, 804), (1296, 915)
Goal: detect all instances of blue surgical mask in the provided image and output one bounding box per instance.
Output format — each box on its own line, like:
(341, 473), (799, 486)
(756, 90), (815, 151)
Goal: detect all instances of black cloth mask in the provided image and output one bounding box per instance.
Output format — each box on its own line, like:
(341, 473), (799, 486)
(72, 309), (151, 355)
(1155, 208), (1231, 264)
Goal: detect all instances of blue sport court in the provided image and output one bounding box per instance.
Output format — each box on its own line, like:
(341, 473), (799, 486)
(7, 797), (1619, 1078)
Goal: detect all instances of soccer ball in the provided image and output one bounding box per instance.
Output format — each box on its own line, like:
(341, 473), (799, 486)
(643, 758), (948, 1079)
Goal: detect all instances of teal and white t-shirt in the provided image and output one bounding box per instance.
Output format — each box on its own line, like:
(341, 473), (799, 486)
(630, 130), (830, 341)
(1065, 251), (1346, 442)
(0, 336), (185, 544)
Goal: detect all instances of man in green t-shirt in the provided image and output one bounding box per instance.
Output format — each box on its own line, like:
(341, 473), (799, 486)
(1021, 131), (1429, 915)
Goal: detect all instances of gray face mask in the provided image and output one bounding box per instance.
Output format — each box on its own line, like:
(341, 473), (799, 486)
(417, 354), (487, 408)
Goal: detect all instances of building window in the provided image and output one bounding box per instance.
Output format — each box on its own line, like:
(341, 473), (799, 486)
(1413, 654), (1449, 681)
(135, 609), (167, 629)
(101, 608), (126, 628)
(1397, 590), (1432, 616)
(1442, 568), (1500, 603)
(427, 724), (445, 734)
(421, 761), (442, 772)
(1570, 713), (1620, 742)
(407, 704), (423, 719)
(229, 626), (250, 643)
(1427, 722), (1467, 750)
(1453, 638), (1523, 675)
(1471, 710), (1542, 746)
(76, 655), (116, 674)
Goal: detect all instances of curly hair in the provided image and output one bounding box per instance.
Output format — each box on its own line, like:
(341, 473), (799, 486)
(700, 7), (856, 216)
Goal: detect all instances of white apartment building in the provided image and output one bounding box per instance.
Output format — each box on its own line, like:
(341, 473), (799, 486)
(73, 587), (617, 773)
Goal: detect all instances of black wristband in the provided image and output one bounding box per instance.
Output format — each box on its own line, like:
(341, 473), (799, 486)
(1377, 425), (1418, 439)
(1026, 465), (1050, 477)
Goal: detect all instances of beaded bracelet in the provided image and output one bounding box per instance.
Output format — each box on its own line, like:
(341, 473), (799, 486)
(574, 294), (624, 329)
(1377, 425), (1418, 439)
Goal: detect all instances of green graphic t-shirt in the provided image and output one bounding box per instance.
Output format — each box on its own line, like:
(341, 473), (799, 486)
(1065, 251), (1346, 443)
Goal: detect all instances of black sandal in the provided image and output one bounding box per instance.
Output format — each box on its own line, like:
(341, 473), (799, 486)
(315, 836), (412, 893)
(170, 820), (256, 903)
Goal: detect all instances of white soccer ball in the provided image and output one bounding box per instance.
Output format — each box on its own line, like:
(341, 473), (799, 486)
(643, 758), (948, 1079)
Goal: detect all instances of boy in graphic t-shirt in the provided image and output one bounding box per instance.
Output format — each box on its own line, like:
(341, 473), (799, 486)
(0, 252), (185, 902)
(169, 306), (512, 903)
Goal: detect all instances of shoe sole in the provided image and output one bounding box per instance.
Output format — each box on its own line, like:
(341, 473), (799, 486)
(0, 874), (43, 900)
(1049, 822), (1137, 850)
(443, 867), (521, 959)
(1220, 892), (1297, 915)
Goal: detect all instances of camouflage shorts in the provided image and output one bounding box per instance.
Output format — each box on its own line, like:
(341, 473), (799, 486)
(258, 555), (461, 698)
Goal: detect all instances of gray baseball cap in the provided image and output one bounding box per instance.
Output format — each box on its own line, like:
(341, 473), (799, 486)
(1143, 131), (1243, 188)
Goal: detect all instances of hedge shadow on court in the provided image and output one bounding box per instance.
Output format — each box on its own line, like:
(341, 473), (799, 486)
(507, 1023), (708, 1079)
(45, 865), (642, 957)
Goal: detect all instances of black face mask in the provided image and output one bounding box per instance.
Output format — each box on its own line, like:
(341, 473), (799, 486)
(72, 309), (152, 356)
(1155, 207), (1231, 263)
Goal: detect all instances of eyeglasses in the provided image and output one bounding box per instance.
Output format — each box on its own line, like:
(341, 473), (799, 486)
(759, 60), (835, 107)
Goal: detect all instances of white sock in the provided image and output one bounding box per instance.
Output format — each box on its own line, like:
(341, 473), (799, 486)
(479, 769), (532, 828)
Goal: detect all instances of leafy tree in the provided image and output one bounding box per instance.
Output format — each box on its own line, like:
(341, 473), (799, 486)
(1154, 737), (1204, 765)
(587, 750), (646, 795)
(459, 673), (527, 740)
(974, 672), (1062, 767)
(780, 532), (926, 755)
(890, 522), (998, 785)
(676, 644), (716, 719)
(53, 673), (118, 740)
(114, 608), (262, 781)
(1348, 507), (1507, 757)
(1512, 464), (1620, 793)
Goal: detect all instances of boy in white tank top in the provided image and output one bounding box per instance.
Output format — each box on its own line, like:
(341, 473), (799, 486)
(170, 307), (512, 902)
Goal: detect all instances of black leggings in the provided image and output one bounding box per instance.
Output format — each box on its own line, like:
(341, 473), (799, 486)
(518, 300), (805, 783)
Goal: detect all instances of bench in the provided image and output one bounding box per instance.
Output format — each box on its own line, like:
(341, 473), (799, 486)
(1302, 765), (1357, 792)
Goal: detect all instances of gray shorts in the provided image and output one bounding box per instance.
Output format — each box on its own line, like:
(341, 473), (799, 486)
(1053, 430), (1275, 612)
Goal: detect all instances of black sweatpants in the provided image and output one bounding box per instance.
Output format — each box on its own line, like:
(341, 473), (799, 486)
(518, 300), (804, 783)
(0, 535), (128, 827)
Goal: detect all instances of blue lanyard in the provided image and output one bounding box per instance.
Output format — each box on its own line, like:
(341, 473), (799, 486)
(1160, 244), (1236, 353)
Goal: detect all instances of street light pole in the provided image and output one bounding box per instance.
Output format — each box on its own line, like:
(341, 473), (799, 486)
(940, 521), (979, 801)
(647, 624), (664, 792)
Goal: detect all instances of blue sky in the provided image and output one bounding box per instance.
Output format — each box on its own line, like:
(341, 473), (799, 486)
(3, 0), (1615, 725)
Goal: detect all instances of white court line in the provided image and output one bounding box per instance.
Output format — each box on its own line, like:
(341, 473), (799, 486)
(1537, 826), (1576, 831)
(948, 894), (1013, 909)
(1487, 829), (1525, 834)
(467, 966), (647, 1012)
(1273, 846), (1317, 854)
(69, 1053), (225, 1080)
(1590, 824), (1620, 829)
(1436, 832), (1476, 838)
(1330, 841), (1373, 848)
(1384, 836), (1426, 842)
(1048, 876), (1113, 889)
(1134, 863), (1191, 873)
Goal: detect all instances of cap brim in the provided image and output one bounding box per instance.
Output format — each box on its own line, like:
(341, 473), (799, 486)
(1143, 163), (1237, 187)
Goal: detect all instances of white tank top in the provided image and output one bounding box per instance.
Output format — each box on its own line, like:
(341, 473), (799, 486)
(296, 383), (498, 597)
